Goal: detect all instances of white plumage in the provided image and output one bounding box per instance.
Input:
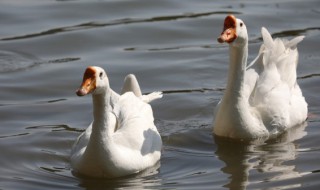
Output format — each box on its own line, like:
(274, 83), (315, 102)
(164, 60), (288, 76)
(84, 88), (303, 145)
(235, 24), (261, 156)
(213, 15), (308, 139)
(71, 66), (162, 178)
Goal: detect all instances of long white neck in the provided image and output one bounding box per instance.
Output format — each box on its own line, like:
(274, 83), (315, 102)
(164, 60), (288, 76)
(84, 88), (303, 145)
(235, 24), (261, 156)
(223, 42), (248, 103)
(86, 89), (115, 153)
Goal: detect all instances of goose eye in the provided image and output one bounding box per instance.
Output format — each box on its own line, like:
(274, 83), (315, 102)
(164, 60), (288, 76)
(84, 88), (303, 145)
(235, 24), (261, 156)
(240, 22), (243, 27)
(99, 72), (103, 79)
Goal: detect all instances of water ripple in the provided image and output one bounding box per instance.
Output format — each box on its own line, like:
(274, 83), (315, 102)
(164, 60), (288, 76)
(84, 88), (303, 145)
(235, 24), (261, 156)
(298, 73), (320, 79)
(0, 11), (240, 41)
(272, 27), (320, 38)
(0, 132), (29, 139)
(0, 51), (80, 73)
(125, 27), (320, 52)
(26, 124), (84, 133)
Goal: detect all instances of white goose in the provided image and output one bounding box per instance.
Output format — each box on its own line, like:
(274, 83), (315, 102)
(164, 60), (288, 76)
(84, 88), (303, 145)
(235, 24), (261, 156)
(71, 66), (163, 178)
(213, 15), (308, 139)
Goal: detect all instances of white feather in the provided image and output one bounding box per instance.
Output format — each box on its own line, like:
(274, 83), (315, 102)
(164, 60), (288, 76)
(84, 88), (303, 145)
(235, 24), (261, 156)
(71, 67), (162, 178)
(213, 17), (307, 140)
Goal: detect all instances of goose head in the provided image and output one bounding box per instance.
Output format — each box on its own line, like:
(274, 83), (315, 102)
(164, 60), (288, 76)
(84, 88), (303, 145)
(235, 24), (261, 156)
(76, 66), (109, 96)
(217, 15), (248, 47)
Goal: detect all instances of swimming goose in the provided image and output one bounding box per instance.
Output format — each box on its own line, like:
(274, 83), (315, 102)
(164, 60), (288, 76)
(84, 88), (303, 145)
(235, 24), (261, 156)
(213, 15), (308, 139)
(71, 66), (162, 178)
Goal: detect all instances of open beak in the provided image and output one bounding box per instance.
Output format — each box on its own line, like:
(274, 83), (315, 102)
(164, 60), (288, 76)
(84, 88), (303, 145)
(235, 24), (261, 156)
(217, 15), (237, 43)
(76, 67), (96, 96)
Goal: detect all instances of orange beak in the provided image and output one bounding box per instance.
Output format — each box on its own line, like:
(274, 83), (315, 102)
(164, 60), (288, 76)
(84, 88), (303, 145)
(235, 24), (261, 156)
(76, 67), (96, 96)
(217, 15), (237, 43)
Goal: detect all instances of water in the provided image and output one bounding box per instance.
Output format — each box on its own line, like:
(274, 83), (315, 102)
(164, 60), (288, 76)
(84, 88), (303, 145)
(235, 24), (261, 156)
(0, 0), (319, 189)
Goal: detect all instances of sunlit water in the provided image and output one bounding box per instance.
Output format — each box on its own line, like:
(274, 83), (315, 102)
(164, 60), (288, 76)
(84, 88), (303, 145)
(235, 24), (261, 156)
(0, 0), (319, 189)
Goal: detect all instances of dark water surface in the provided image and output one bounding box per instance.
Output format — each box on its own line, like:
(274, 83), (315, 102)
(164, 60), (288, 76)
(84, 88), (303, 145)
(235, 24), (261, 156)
(0, 0), (319, 189)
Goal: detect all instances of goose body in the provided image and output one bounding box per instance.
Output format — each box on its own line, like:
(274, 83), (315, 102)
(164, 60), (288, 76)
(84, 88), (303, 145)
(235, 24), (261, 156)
(71, 66), (162, 178)
(213, 15), (308, 139)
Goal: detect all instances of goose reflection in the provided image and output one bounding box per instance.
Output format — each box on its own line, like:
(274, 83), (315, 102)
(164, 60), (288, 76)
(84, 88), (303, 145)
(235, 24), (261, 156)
(214, 122), (308, 190)
(77, 162), (161, 190)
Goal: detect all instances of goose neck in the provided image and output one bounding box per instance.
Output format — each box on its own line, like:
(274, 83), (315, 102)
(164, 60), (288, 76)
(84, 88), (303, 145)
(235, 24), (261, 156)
(225, 43), (248, 100)
(91, 90), (113, 137)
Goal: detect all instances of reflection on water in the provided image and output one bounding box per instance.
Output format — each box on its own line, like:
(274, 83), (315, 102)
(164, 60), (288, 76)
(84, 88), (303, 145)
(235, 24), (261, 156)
(215, 123), (308, 190)
(77, 162), (161, 190)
